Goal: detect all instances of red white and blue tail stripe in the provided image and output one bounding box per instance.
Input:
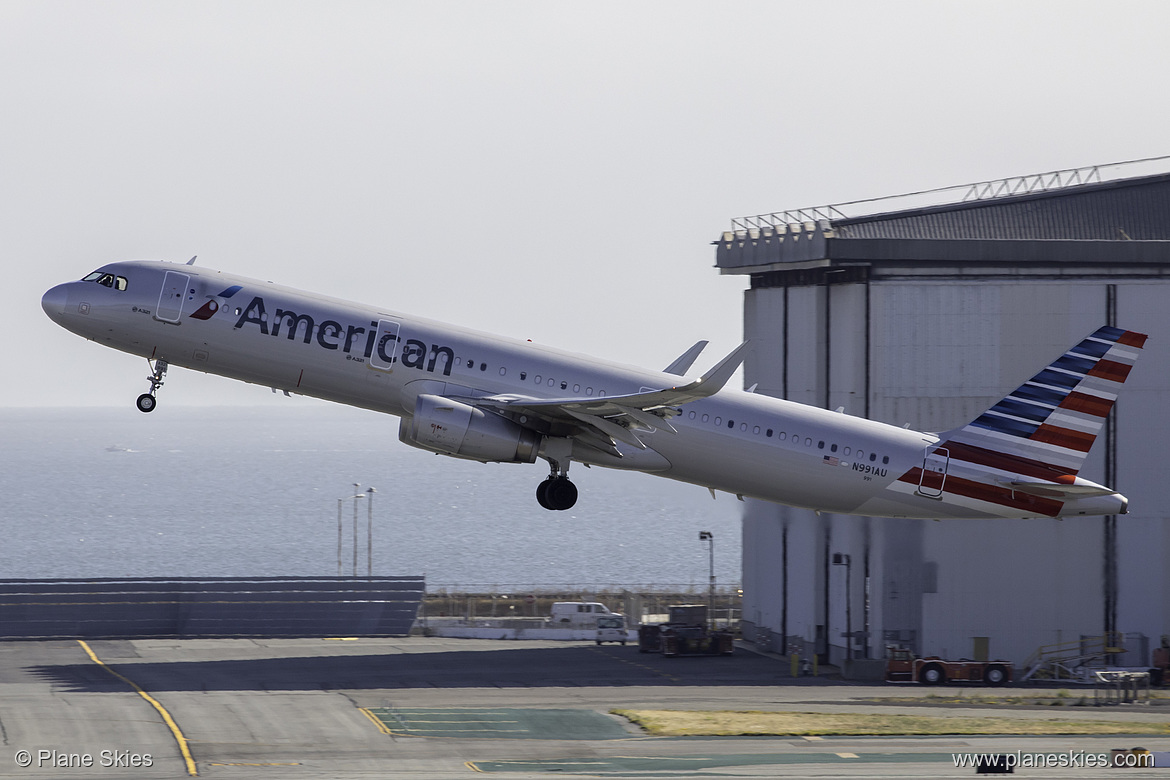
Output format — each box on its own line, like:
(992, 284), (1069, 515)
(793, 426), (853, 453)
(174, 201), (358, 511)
(894, 326), (1147, 518)
(942, 326), (1146, 475)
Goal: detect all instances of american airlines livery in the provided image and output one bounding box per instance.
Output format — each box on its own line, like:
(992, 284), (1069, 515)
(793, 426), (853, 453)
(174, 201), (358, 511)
(43, 259), (1146, 519)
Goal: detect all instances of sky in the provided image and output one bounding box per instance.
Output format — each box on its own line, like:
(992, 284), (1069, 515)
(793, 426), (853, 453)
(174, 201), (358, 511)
(6, 0), (1170, 408)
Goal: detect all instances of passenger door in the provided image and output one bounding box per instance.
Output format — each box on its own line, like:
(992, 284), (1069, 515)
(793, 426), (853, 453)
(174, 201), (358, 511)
(155, 271), (190, 323)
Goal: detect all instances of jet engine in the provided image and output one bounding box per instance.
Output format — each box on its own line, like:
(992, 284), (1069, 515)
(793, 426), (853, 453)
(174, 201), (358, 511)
(399, 394), (540, 463)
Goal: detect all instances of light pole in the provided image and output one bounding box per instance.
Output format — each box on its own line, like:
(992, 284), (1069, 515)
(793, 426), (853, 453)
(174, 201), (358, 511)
(366, 486), (376, 578)
(699, 531), (714, 629)
(338, 486), (365, 577)
(352, 482), (362, 577)
(832, 552), (853, 662)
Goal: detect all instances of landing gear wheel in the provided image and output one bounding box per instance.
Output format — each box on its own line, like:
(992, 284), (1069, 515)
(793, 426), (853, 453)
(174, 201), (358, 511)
(536, 477), (577, 511)
(536, 479), (554, 510)
(545, 477), (577, 510)
(136, 393), (157, 413)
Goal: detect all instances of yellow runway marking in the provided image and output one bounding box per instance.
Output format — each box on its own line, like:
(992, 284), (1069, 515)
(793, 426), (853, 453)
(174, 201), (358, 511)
(464, 761), (485, 772)
(77, 640), (198, 776)
(359, 707), (394, 735)
(836, 752), (860, 758)
(403, 719), (521, 724)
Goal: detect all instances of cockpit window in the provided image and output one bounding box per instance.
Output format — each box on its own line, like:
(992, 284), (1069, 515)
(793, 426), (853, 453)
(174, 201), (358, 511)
(81, 270), (128, 291)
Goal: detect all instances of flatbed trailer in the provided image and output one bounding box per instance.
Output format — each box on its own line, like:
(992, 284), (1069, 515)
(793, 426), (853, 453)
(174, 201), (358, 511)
(886, 648), (1011, 685)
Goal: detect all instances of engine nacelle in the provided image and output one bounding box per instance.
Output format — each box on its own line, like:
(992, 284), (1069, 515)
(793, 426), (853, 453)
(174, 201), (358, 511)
(399, 394), (540, 463)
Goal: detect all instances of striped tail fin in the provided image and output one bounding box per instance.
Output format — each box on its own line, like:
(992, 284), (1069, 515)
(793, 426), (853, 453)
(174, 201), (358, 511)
(940, 326), (1148, 478)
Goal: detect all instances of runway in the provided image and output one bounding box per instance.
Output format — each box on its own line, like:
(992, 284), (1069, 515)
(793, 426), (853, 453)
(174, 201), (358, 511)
(0, 637), (1164, 778)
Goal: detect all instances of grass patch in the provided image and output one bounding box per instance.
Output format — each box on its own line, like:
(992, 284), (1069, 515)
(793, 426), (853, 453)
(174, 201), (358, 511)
(872, 691), (1167, 708)
(612, 709), (1170, 737)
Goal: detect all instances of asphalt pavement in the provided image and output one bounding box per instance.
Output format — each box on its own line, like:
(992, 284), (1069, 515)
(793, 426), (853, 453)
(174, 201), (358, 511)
(0, 637), (1165, 779)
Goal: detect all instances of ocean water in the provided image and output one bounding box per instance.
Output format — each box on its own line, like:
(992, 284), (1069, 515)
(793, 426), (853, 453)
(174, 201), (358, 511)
(0, 404), (741, 590)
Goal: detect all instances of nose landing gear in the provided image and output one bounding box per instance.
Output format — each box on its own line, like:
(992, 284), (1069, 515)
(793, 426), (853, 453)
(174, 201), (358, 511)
(136, 359), (168, 413)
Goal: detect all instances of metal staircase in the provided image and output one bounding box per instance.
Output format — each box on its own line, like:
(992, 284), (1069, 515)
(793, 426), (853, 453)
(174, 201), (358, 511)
(1021, 633), (1125, 682)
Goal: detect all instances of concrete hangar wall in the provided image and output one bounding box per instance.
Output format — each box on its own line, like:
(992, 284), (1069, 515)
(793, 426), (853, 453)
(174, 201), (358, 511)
(716, 163), (1170, 670)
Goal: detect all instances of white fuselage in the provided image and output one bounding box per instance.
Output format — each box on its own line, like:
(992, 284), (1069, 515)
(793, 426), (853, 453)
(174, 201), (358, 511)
(42, 260), (1127, 520)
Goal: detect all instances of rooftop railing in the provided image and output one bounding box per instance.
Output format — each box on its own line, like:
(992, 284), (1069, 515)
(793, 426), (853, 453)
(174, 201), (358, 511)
(731, 155), (1170, 232)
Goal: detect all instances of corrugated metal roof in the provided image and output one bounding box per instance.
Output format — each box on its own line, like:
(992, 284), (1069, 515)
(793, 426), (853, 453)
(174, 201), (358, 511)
(834, 174), (1170, 241)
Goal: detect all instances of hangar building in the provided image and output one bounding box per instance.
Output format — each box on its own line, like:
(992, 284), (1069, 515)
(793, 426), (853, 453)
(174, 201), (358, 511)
(716, 159), (1170, 672)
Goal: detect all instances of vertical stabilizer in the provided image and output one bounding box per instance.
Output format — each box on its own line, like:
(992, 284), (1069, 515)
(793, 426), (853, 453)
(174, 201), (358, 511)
(941, 326), (1147, 478)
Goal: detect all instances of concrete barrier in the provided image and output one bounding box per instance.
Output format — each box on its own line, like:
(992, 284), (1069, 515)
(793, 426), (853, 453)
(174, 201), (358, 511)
(425, 625), (636, 642)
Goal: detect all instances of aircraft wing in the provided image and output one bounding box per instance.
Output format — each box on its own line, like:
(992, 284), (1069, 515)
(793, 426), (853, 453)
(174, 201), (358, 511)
(454, 342), (750, 453)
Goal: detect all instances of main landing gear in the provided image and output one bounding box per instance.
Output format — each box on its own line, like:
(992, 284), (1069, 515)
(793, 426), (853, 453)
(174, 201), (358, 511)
(536, 451), (578, 511)
(136, 359), (168, 413)
(537, 475), (578, 511)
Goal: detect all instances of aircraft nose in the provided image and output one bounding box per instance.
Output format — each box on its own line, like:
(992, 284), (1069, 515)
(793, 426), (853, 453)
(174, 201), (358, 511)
(41, 283), (70, 322)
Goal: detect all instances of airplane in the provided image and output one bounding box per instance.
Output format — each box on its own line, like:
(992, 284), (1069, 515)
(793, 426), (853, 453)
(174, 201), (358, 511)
(42, 259), (1147, 519)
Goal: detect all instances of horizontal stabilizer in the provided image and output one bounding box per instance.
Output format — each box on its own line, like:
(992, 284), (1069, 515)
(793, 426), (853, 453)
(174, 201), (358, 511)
(1007, 480), (1118, 499)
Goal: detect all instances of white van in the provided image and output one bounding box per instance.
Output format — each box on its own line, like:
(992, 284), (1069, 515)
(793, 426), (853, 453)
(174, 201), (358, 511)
(595, 614), (627, 645)
(549, 601), (616, 628)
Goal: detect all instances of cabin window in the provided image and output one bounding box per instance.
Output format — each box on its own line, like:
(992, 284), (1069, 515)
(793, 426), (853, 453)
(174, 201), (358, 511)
(701, 414), (709, 423)
(598, 391), (605, 397)
(586, 387), (593, 395)
(534, 375), (542, 384)
(714, 417), (722, 426)
(560, 381), (567, 389)
(480, 363), (487, 371)
(499, 367), (506, 376)
(573, 384), (580, 393)
(548, 378), (555, 387)
(817, 440), (825, 449)
(830, 443), (838, 453)
(727, 419), (734, 429)
(844, 446), (851, 456)
(804, 437), (812, 447)
(869, 452), (877, 462)
(467, 359), (475, 368)
(766, 428), (773, 437)
(689, 411), (697, 420)
(753, 425), (760, 435)
(741, 423), (748, 432)
(520, 372), (526, 381)
(882, 455), (890, 464)
(778, 432), (787, 441)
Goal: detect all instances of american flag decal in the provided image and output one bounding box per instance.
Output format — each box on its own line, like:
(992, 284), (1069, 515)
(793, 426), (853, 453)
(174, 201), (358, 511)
(823, 456), (839, 466)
